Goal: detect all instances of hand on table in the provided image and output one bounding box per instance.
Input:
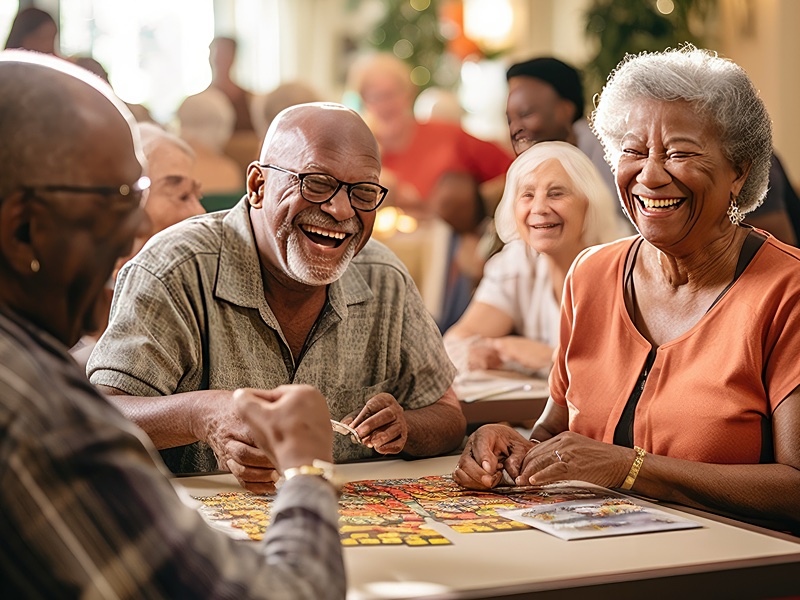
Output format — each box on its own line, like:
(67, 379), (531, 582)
(235, 385), (333, 476)
(492, 336), (553, 372)
(465, 339), (504, 371)
(342, 393), (408, 454)
(516, 431), (634, 489)
(193, 391), (278, 494)
(453, 424), (535, 490)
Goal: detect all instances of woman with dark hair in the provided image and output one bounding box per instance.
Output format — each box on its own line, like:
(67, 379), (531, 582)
(4, 7), (57, 54)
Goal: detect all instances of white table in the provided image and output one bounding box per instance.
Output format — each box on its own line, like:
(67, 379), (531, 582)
(176, 455), (800, 599)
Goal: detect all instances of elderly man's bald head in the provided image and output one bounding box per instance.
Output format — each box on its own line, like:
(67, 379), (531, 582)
(247, 101), (383, 288)
(0, 51), (148, 346)
(259, 102), (380, 166)
(0, 51), (141, 195)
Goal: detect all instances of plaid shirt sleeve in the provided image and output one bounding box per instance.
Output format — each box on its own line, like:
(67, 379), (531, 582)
(0, 319), (344, 600)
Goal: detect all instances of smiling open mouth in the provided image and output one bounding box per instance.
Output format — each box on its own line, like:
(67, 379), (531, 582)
(636, 196), (685, 210)
(532, 223), (559, 230)
(299, 224), (349, 248)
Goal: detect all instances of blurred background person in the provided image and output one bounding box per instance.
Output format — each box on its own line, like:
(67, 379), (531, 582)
(3, 7), (57, 55)
(70, 122), (205, 367)
(208, 35), (260, 175)
(444, 141), (626, 379)
(209, 36), (254, 133)
(347, 51), (513, 331)
(744, 153), (799, 245)
(347, 51), (511, 224)
(176, 87), (244, 210)
(70, 54), (153, 123)
(505, 56), (617, 203)
(252, 80), (322, 142)
(136, 122), (206, 234)
(413, 86), (464, 125)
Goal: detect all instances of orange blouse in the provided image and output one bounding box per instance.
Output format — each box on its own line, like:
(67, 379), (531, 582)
(550, 234), (800, 464)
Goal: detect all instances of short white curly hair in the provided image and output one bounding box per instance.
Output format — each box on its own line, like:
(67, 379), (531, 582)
(591, 45), (772, 215)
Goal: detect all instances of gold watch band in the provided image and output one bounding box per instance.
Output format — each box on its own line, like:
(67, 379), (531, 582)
(281, 459), (341, 491)
(284, 465), (326, 479)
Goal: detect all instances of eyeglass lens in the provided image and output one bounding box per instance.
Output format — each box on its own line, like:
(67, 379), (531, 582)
(301, 174), (383, 210)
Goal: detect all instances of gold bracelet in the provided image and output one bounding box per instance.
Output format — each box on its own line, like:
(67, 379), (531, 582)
(620, 446), (646, 490)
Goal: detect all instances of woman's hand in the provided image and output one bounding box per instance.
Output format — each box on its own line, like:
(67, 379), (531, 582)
(453, 424), (535, 489)
(516, 431), (635, 489)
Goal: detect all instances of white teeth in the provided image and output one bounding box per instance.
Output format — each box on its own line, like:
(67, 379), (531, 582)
(533, 224), (557, 229)
(301, 225), (346, 239)
(639, 197), (683, 209)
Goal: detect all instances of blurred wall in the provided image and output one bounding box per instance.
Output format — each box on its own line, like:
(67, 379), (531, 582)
(719, 0), (800, 188)
(505, 0), (594, 72)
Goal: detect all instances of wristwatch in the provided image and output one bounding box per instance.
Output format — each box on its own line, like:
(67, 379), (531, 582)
(281, 459), (341, 491)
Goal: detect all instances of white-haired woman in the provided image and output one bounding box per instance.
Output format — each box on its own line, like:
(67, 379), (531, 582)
(444, 141), (627, 376)
(454, 46), (800, 535)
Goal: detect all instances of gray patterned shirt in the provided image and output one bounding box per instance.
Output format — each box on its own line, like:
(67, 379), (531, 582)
(88, 199), (456, 471)
(0, 309), (344, 599)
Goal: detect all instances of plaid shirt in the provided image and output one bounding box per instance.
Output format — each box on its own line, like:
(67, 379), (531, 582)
(0, 309), (344, 599)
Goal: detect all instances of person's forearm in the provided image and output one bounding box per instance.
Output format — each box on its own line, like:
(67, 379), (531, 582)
(402, 388), (466, 457)
(262, 476), (345, 599)
(100, 386), (231, 450)
(631, 454), (800, 532)
(442, 332), (477, 373)
(529, 398), (567, 442)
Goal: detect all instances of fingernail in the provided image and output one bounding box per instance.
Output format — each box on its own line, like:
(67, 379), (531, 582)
(482, 460), (491, 471)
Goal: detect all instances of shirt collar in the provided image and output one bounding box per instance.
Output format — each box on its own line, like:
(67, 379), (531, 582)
(216, 198), (264, 310)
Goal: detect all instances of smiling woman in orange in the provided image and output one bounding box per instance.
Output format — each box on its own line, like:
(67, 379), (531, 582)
(454, 46), (800, 535)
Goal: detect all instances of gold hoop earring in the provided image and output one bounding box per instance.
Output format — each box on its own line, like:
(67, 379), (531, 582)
(30, 258), (40, 273)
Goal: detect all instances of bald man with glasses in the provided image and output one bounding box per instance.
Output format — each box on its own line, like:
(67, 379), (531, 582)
(88, 102), (465, 492)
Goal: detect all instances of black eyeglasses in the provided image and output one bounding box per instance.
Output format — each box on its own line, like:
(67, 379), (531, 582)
(261, 164), (387, 212)
(19, 176), (151, 208)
